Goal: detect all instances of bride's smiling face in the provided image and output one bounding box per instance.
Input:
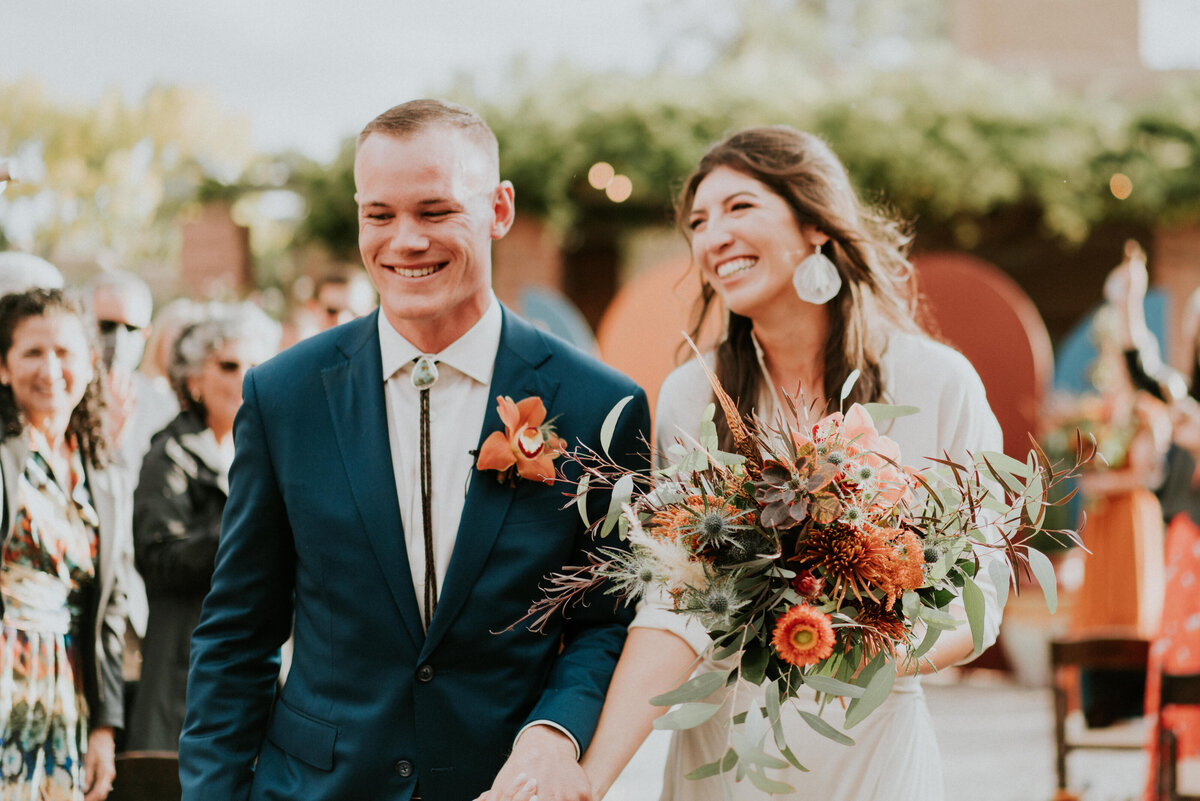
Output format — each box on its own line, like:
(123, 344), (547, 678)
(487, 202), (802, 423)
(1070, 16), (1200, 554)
(687, 166), (823, 319)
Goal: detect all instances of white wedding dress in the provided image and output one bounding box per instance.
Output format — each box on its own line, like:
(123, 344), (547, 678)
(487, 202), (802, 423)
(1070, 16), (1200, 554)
(631, 331), (1005, 801)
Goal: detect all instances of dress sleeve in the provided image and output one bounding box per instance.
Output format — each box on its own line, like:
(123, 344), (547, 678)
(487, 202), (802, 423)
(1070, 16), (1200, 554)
(933, 351), (1007, 654)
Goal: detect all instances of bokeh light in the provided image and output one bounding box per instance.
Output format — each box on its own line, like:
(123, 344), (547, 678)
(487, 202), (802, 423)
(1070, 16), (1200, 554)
(1110, 173), (1133, 200)
(606, 174), (633, 203)
(588, 161), (615, 190)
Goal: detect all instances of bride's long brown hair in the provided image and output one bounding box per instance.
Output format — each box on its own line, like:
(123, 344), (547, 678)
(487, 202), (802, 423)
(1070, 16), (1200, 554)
(678, 126), (920, 449)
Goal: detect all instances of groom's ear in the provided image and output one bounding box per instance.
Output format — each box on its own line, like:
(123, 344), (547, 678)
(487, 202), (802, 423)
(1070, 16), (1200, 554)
(490, 180), (516, 240)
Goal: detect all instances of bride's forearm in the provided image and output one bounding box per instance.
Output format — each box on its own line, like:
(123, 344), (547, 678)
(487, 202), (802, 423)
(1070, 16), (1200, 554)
(582, 627), (697, 799)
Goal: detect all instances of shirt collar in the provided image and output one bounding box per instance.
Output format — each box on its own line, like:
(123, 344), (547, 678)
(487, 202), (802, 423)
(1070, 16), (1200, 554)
(379, 294), (502, 386)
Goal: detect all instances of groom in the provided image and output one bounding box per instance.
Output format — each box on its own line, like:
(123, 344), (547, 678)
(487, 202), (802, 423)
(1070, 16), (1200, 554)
(179, 99), (650, 801)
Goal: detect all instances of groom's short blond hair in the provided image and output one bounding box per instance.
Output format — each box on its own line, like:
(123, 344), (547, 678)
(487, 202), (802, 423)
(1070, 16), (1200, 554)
(357, 99), (499, 170)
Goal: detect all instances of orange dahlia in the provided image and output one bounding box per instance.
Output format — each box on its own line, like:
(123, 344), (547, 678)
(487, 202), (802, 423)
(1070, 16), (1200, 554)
(771, 604), (836, 667)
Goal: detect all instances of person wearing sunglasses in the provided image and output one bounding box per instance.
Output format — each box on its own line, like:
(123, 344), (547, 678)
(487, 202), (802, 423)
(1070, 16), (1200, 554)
(125, 302), (280, 752)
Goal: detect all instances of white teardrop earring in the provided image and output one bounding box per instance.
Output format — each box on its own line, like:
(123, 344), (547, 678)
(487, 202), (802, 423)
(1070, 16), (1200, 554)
(792, 244), (842, 305)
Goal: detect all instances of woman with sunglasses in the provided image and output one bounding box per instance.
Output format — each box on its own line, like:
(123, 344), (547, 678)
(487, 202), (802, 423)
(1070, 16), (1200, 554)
(126, 302), (279, 751)
(0, 288), (130, 800)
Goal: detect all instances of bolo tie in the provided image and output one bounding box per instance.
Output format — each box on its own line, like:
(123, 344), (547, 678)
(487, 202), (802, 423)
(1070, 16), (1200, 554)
(412, 354), (440, 629)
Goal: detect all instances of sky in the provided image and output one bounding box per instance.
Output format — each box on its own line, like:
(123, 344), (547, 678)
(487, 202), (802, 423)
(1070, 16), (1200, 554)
(4, 0), (1198, 163)
(2, 0), (714, 161)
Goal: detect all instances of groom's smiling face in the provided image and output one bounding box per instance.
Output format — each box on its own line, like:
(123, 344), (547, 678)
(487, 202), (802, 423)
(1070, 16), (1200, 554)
(355, 125), (514, 352)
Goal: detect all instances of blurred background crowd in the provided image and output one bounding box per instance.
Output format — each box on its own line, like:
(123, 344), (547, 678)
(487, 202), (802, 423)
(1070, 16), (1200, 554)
(3, 1), (1200, 799)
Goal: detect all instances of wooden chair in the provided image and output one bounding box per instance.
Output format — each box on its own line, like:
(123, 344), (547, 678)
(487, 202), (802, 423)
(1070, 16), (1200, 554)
(1157, 672), (1200, 801)
(109, 751), (180, 801)
(1050, 638), (1152, 793)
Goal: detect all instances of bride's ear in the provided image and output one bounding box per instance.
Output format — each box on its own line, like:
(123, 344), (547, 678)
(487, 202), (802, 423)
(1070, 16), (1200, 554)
(801, 224), (830, 250)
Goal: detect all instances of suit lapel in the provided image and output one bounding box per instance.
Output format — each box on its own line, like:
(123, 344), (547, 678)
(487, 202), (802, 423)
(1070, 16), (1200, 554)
(423, 309), (559, 654)
(323, 313), (424, 650)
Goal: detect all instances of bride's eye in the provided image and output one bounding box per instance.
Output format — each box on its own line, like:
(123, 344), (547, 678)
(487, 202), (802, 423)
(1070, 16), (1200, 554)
(688, 217), (706, 231)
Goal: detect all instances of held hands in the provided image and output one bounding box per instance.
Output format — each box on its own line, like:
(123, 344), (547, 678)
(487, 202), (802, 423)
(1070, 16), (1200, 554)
(83, 726), (116, 801)
(474, 725), (593, 801)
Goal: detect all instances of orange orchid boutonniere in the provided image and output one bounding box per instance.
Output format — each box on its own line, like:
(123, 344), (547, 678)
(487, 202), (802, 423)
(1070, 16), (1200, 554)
(476, 395), (567, 485)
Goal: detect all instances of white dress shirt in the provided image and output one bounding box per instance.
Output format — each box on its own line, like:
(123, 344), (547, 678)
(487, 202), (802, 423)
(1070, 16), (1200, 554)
(378, 297), (581, 758)
(380, 298), (502, 627)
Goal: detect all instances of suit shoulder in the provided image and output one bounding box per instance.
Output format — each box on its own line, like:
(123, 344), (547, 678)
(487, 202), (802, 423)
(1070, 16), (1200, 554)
(248, 321), (367, 391)
(534, 328), (643, 399)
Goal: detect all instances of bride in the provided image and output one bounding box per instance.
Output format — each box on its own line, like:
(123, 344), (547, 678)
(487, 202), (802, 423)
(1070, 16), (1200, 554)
(580, 126), (1007, 800)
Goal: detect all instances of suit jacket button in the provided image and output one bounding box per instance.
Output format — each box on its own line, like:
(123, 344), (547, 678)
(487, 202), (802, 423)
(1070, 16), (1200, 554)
(395, 759), (414, 778)
(417, 664), (435, 683)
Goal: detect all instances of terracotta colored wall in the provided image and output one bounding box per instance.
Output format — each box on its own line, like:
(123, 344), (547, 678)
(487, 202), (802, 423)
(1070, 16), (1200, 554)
(180, 203), (252, 299)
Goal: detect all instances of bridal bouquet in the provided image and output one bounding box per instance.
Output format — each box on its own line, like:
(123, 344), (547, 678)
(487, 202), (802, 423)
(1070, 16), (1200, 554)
(524, 360), (1084, 792)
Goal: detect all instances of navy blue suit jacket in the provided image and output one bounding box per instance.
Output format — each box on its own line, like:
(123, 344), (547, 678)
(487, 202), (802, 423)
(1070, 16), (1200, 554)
(179, 307), (650, 801)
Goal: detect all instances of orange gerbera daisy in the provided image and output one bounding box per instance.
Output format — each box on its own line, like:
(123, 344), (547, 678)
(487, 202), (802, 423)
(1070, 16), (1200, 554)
(771, 604), (836, 667)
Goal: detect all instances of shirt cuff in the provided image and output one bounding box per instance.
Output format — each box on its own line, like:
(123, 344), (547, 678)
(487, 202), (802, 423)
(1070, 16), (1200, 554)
(515, 720), (581, 761)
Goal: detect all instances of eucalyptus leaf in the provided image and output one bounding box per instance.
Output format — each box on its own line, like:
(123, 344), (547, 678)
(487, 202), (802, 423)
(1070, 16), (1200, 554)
(747, 769), (795, 795)
(685, 748), (738, 780)
(918, 605), (962, 630)
(677, 448), (710, 474)
(912, 622), (942, 659)
(1027, 546), (1059, 614)
(860, 402), (920, 422)
(802, 674), (866, 699)
(650, 670), (729, 707)
(978, 450), (1033, 480)
(600, 395), (634, 458)
(575, 473), (590, 528)
(765, 681), (786, 751)
(799, 710), (855, 746)
(840, 369), (861, 404)
(740, 641), (769, 686)
(779, 746), (809, 772)
(988, 557), (1011, 612)
(713, 629), (750, 661)
(844, 661), (896, 728)
(600, 474), (634, 539)
(699, 403), (719, 454)
(652, 702), (722, 731)
(962, 575), (986, 655)
(730, 731), (788, 770)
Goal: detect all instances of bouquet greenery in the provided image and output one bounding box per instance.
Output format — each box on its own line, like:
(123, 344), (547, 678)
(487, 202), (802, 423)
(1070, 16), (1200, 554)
(526, 359), (1084, 792)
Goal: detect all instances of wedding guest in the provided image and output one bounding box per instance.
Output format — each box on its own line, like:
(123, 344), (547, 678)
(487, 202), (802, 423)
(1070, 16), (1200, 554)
(0, 251), (64, 296)
(0, 288), (130, 800)
(126, 303), (280, 751)
(139, 298), (204, 402)
(308, 268), (376, 332)
(88, 272), (177, 473)
(575, 126), (1006, 801)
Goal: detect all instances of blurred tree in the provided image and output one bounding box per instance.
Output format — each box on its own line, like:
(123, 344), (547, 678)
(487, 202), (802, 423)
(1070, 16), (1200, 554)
(0, 79), (255, 284)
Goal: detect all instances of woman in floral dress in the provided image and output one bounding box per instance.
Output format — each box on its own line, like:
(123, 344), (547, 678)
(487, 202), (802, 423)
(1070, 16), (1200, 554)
(0, 288), (130, 800)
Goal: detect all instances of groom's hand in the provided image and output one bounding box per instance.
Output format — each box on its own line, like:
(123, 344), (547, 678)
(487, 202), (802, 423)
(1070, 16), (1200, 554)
(475, 725), (592, 801)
